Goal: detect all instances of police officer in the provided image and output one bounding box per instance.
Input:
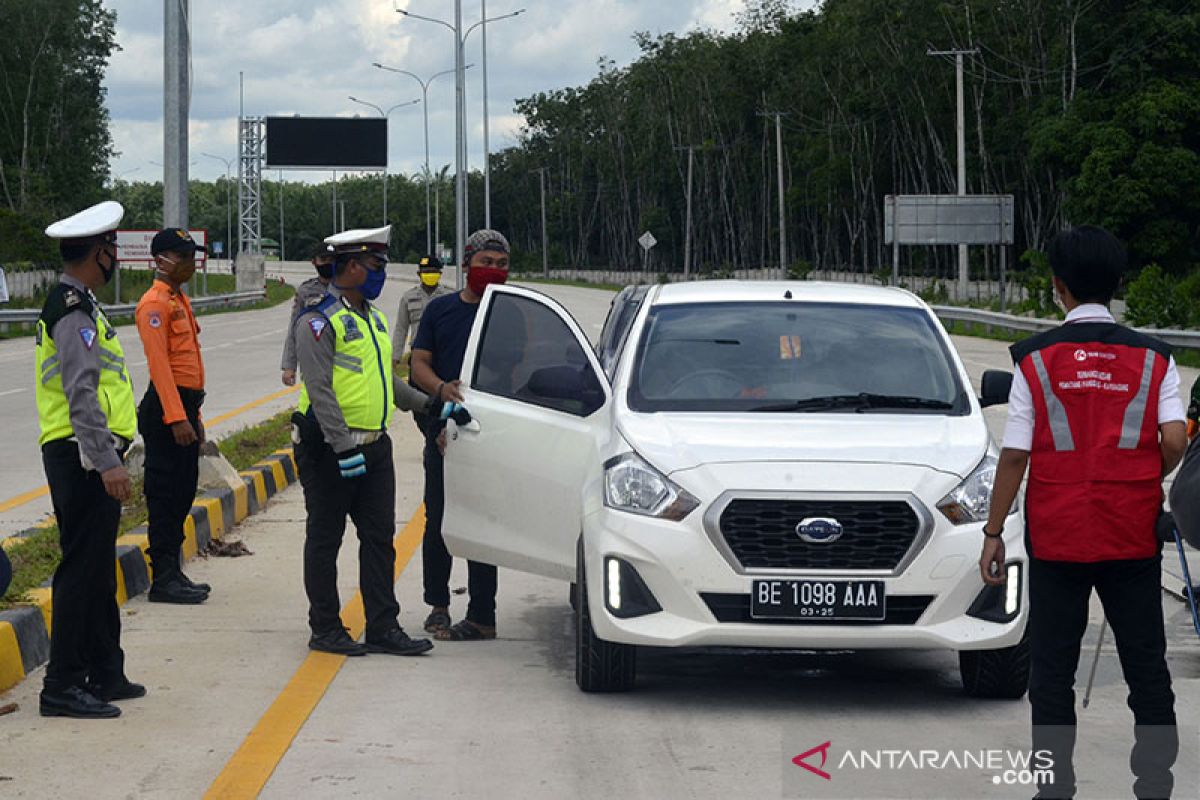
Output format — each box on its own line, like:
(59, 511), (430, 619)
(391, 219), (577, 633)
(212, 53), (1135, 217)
(37, 201), (142, 718)
(392, 255), (451, 371)
(980, 226), (1188, 799)
(282, 245), (335, 386)
(135, 229), (211, 604)
(293, 224), (457, 657)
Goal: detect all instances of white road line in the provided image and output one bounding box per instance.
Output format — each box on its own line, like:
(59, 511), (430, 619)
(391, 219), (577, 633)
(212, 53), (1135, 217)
(0, 387), (27, 397)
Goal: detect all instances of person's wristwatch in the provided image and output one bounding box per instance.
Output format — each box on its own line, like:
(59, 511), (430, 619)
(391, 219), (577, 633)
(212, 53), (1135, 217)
(982, 524), (1004, 539)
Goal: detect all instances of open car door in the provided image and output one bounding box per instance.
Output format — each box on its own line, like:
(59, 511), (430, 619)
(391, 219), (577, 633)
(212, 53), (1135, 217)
(443, 285), (612, 581)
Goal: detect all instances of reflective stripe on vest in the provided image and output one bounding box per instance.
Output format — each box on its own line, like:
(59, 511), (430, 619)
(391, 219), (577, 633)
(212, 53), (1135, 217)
(36, 308), (137, 446)
(298, 301), (394, 431)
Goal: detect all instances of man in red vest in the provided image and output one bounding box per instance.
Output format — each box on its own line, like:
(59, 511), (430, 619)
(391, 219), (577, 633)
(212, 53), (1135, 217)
(980, 226), (1188, 799)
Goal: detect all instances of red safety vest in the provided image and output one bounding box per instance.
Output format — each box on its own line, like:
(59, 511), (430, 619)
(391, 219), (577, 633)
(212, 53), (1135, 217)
(1012, 323), (1170, 562)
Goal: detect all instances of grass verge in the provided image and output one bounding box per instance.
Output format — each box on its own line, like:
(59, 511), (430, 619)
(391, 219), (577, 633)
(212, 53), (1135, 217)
(0, 409), (297, 609)
(944, 320), (1200, 369)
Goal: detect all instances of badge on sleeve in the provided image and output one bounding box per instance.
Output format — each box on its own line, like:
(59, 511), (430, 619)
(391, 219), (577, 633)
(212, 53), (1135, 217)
(309, 317), (328, 340)
(148, 311), (162, 329)
(79, 327), (97, 350)
(64, 289), (81, 308)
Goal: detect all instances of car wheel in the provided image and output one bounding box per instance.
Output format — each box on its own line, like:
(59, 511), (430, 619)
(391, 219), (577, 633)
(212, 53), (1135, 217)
(575, 541), (636, 692)
(959, 629), (1030, 699)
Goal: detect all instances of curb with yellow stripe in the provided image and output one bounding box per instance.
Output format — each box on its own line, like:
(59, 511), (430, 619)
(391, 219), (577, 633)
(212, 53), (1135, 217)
(0, 448), (299, 695)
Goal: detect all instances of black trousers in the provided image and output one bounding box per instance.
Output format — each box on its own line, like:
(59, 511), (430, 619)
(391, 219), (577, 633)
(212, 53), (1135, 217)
(1028, 554), (1177, 799)
(139, 384), (203, 579)
(41, 439), (125, 692)
(421, 426), (498, 627)
(296, 430), (400, 639)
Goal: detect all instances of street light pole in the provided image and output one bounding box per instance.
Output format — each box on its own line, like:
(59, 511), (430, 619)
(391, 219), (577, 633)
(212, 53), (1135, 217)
(482, 0), (491, 228)
(201, 152), (234, 294)
(928, 46), (979, 298)
(373, 64), (468, 254)
(396, 1), (525, 288)
(348, 95), (421, 231)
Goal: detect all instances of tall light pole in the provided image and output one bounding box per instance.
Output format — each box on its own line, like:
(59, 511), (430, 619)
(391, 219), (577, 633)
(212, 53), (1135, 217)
(758, 111), (789, 277)
(164, 0), (190, 229)
(928, 46), (979, 297)
(201, 152), (233, 292)
(348, 96), (421, 230)
(373, 63), (470, 254)
(481, 0), (491, 228)
(396, 1), (525, 288)
(278, 170), (285, 262)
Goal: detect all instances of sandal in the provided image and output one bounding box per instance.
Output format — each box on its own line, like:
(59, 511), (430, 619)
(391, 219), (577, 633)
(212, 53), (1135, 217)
(434, 620), (496, 641)
(423, 609), (452, 633)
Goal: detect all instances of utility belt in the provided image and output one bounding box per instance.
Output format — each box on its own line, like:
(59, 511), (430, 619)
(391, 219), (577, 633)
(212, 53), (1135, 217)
(290, 410), (385, 447)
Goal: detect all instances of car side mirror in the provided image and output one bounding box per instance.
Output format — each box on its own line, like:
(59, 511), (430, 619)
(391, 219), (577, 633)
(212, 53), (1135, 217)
(979, 369), (1013, 408)
(526, 364), (605, 417)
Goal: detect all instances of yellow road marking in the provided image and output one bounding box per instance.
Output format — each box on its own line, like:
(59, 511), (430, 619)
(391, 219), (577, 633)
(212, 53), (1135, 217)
(205, 505), (426, 800)
(0, 385), (299, 518)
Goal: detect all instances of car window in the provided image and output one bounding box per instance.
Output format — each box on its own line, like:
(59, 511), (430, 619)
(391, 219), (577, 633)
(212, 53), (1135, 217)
(596, 286), (648, 380)
(628, 301), (967, 414)
(472, 293), (606, 417)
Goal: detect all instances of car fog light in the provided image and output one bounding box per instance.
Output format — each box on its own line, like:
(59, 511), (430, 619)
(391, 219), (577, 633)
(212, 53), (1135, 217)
(1005, 563), (1021, 616)
(606, 558), (622, 612)
(966, 561), (1022, 623)
(603, 557), (662, 619)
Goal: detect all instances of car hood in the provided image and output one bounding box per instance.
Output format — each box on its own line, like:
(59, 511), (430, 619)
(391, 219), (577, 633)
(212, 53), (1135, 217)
(616, 411), (990, 479)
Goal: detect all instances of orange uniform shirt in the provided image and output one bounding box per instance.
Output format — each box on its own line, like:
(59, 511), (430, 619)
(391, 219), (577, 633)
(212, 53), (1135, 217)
(135, 279), (205, 424)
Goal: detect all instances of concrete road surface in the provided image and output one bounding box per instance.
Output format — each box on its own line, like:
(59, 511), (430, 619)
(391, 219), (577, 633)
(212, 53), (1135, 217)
(0, 281), (1196, 800)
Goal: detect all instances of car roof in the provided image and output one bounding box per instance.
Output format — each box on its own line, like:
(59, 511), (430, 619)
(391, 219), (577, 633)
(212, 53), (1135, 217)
(649, 280), (927, 309)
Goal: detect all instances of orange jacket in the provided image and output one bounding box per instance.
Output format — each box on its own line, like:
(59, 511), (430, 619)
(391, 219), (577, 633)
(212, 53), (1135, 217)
(135, 279), (205, 424)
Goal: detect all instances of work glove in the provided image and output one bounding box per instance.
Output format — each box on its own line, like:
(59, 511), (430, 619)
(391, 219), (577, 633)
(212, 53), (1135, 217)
(336, 447), (367, 479)
(423, 396), (472, 426)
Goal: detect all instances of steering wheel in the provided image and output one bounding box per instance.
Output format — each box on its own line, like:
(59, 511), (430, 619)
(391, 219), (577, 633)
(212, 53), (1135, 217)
(666, 368), (745, 398)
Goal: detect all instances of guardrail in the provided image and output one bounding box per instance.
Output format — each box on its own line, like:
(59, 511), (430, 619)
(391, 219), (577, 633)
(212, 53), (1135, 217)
(932, 305), (1200, 350)
(0, 289), (267, 328)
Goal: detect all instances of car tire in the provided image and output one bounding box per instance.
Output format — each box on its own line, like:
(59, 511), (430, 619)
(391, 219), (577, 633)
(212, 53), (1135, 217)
(575, 542), (636, 693)
(959, 629), (1030, 699)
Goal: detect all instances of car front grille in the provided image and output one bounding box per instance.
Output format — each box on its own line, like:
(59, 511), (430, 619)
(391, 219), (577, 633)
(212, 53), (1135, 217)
(717, 498), (922, 572)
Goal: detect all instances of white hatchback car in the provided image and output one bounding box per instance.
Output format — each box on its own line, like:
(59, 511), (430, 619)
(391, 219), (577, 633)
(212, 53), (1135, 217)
(443, 281), (1028, 695)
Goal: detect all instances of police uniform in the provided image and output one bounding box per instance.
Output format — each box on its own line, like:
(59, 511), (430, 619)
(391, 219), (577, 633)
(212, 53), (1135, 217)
(1004, 303), (1184, 797)
(292, 225), (437, 656)
(392, 256), (451, 359)
(37, 201), (141, 718)
(135, 229), (210, 604)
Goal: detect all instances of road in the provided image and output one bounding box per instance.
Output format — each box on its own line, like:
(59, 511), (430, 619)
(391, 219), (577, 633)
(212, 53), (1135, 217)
(0, 281), (1197, 799)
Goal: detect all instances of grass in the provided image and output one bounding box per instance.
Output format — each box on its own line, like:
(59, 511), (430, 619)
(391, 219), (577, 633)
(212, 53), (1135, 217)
(0, 408), (298, 609)
(944, 319), (1200, 369)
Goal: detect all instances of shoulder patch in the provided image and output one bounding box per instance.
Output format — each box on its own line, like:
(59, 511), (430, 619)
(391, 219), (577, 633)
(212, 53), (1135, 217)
(64, 289), (82, 308)
(304, 294), (323, 307)
(79, 327), (97, 350)
(309, 317), (329, 340)
(148, 311), (162, 329)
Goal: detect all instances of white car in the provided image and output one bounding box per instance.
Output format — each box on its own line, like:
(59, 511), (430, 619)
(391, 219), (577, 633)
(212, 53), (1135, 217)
(443, 280), (1028, 696)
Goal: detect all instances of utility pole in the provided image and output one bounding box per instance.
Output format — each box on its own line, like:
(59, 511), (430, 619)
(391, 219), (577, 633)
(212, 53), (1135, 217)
(758, 111), (789, 277)
(928, 46), (979, 298)
(533, 167), (548, 278)
(278, 170), (285, 262)
(482, 0), (492, 228)
(332, 170), (338, 232)
(163, 0), (190, 228)
(674, 145), (697, 279)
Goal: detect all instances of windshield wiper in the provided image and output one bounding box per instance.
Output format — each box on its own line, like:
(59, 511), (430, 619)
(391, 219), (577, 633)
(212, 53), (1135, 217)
(749, 393), (955, 413)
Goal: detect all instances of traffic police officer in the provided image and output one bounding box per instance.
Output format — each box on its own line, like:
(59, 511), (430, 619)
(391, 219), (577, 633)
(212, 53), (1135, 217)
(980, 226), (1187, 798)
(392, 254), (451, 370)
(281, 244), (335, 386)
(135, 229), (211, 604)
(37, 201), (142, 718)
(293, 224), (455, 657)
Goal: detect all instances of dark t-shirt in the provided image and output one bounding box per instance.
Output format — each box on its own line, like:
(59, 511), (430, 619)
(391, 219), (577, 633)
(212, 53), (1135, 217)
(412, 292), (479, 382)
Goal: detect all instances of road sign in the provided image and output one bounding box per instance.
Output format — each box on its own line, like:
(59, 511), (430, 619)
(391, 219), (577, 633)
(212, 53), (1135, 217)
(883, 195), (1014, 245)
(213, 241), (224, 256)
(638, 231), (658, 251)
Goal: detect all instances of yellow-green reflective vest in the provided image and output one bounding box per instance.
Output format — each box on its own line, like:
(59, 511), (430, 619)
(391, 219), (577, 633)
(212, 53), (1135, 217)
(299, 296), (394, 431)
(35, 286), (137, 446)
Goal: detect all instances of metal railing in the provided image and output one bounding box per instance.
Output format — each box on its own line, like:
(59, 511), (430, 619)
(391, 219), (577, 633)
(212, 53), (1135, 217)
(0, 289), (267, 327)
(932, 305), (1200, 350)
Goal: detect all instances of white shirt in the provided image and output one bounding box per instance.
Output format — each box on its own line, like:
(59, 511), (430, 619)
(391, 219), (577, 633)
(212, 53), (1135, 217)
(1000, 304), (1185, 451)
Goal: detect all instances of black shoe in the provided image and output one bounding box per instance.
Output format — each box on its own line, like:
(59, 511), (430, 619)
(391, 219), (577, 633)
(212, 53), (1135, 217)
(39, 686), (121, 719)
(148, 576), (209, 605)
(87, 679), (147, 702)
(179, 572), (211, 593)
(308, 628), (367, 656)
(365, 627), (434, 656)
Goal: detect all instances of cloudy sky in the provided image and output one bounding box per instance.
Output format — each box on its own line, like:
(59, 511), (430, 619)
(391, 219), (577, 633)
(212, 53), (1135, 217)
(104, 0), (758, 184)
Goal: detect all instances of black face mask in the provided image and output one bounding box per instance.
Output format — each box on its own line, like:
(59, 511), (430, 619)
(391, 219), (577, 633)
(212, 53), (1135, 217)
(315, 261), (334, 280)
(97, 245), (118, 284)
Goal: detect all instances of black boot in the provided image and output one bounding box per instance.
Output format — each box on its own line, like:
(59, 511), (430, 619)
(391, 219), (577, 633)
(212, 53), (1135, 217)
(148, 574), (209, 604)
(179, 572), (211, 593)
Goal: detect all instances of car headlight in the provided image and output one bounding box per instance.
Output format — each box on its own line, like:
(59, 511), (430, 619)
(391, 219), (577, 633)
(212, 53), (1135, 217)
(603, 452), (699, 521)
(937, 454), (1000, 524)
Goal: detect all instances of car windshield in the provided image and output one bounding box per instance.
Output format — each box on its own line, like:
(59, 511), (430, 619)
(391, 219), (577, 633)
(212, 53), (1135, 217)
(627, 301), (967, 414)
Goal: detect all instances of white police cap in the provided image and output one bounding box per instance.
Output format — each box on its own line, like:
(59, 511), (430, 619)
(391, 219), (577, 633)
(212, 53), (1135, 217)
(45, 200), (124, 240)
(324, 224), (391, 254)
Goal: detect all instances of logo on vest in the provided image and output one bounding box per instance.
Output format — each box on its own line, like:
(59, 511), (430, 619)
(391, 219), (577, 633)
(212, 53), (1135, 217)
(78, 327), (96, 350)
(1073, 349), (1087, 361)
(342, 315), (363, 342)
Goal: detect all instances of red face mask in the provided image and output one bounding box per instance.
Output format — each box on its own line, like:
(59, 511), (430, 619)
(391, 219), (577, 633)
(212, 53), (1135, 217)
(467, 265), (508, 295)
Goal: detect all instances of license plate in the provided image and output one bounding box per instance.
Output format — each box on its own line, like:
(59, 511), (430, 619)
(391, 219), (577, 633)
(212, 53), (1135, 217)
(750, 579), (886, 621)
